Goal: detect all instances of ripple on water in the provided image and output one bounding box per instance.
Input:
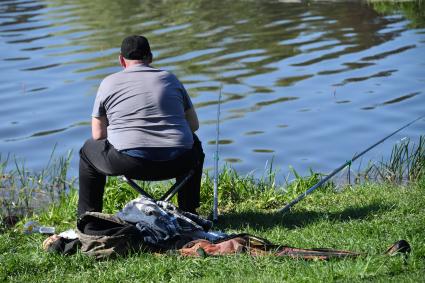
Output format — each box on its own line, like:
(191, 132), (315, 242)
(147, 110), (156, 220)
(0, 0), (424, 179)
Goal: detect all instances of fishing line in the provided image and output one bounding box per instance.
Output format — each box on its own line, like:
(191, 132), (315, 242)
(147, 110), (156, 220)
(279, 114), (425, 214)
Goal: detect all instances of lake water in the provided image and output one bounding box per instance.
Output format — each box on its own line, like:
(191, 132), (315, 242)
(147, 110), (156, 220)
(1, 0), (424, 182)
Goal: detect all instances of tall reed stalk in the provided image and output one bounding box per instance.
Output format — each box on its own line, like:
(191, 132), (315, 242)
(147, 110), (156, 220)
(361, 136), (424, 184)
(0, 150), (73, 221)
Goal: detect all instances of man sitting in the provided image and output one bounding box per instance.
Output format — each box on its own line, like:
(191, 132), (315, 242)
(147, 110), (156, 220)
(78, 35), (204, 217)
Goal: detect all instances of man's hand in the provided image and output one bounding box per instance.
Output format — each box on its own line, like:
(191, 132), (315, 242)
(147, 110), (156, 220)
(92, 116), (108, 140)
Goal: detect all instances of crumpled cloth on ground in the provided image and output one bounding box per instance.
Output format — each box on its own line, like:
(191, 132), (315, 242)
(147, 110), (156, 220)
(178, 234), (411, 260)
(43, 234), (81, 255)
(178, 238), (360, 259)
(115, 196), (224, 247)
(58, 229), (78, 239)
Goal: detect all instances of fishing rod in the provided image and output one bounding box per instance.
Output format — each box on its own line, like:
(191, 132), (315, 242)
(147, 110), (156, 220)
(279, 114), (425, 214)
(213, 85), (222, 221)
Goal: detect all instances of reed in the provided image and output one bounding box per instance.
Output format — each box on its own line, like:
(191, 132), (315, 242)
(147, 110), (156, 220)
(2, 136), (424, 225)
(0, 149), (73, 223)
(360, 136), (425, 184)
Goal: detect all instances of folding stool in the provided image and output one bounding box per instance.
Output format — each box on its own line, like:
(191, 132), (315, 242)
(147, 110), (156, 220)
(121, 169), (195, 202)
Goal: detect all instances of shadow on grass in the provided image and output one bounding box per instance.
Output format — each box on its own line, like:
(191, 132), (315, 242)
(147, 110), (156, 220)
(214, 202), (393, 230)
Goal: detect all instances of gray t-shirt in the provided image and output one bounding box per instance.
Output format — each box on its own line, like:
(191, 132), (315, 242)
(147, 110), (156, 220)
(92, 64), (194, 150)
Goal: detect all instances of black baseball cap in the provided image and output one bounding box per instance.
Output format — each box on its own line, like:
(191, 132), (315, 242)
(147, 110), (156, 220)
(120, 35), (152, 60)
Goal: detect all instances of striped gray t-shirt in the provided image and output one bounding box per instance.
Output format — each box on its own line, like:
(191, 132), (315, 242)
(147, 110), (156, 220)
(92, 64), (194, 150)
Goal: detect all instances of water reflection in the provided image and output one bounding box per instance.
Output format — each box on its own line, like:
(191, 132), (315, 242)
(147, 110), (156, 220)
(223, 158), (241, 164)
(336, 69), (397, 86)
(361, 92), (421, 110)
(38, 0), (402, 89)
(244, 131), (264, 136)
(4, 121), (90, 142)
(253, 149), (275, 153)
(0, 0), (424, 178)
(208, 140), (233, 145)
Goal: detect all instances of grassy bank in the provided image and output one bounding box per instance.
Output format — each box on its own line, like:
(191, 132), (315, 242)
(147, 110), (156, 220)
(0, 137), (424, 282)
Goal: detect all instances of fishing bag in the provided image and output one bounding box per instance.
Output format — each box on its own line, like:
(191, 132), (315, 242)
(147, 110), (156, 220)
(76, 212), (150, 259)
(75, 209), (204, 259)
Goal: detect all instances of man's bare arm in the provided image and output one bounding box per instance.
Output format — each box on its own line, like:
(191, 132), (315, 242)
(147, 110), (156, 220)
(92, 116), (108, 140)
(185, 107), (199, 132)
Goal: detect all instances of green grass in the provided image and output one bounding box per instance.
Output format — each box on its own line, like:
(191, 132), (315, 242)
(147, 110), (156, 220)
(1, 137), (424, 282)
(1, 172), (424, 282)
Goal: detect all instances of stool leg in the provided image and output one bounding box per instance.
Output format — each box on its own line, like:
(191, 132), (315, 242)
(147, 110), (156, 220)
(161, 170), (194, 202)
(122, 176), (155, 200)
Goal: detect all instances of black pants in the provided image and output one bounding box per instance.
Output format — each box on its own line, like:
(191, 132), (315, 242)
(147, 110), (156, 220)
(78, 135), (204, 217)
